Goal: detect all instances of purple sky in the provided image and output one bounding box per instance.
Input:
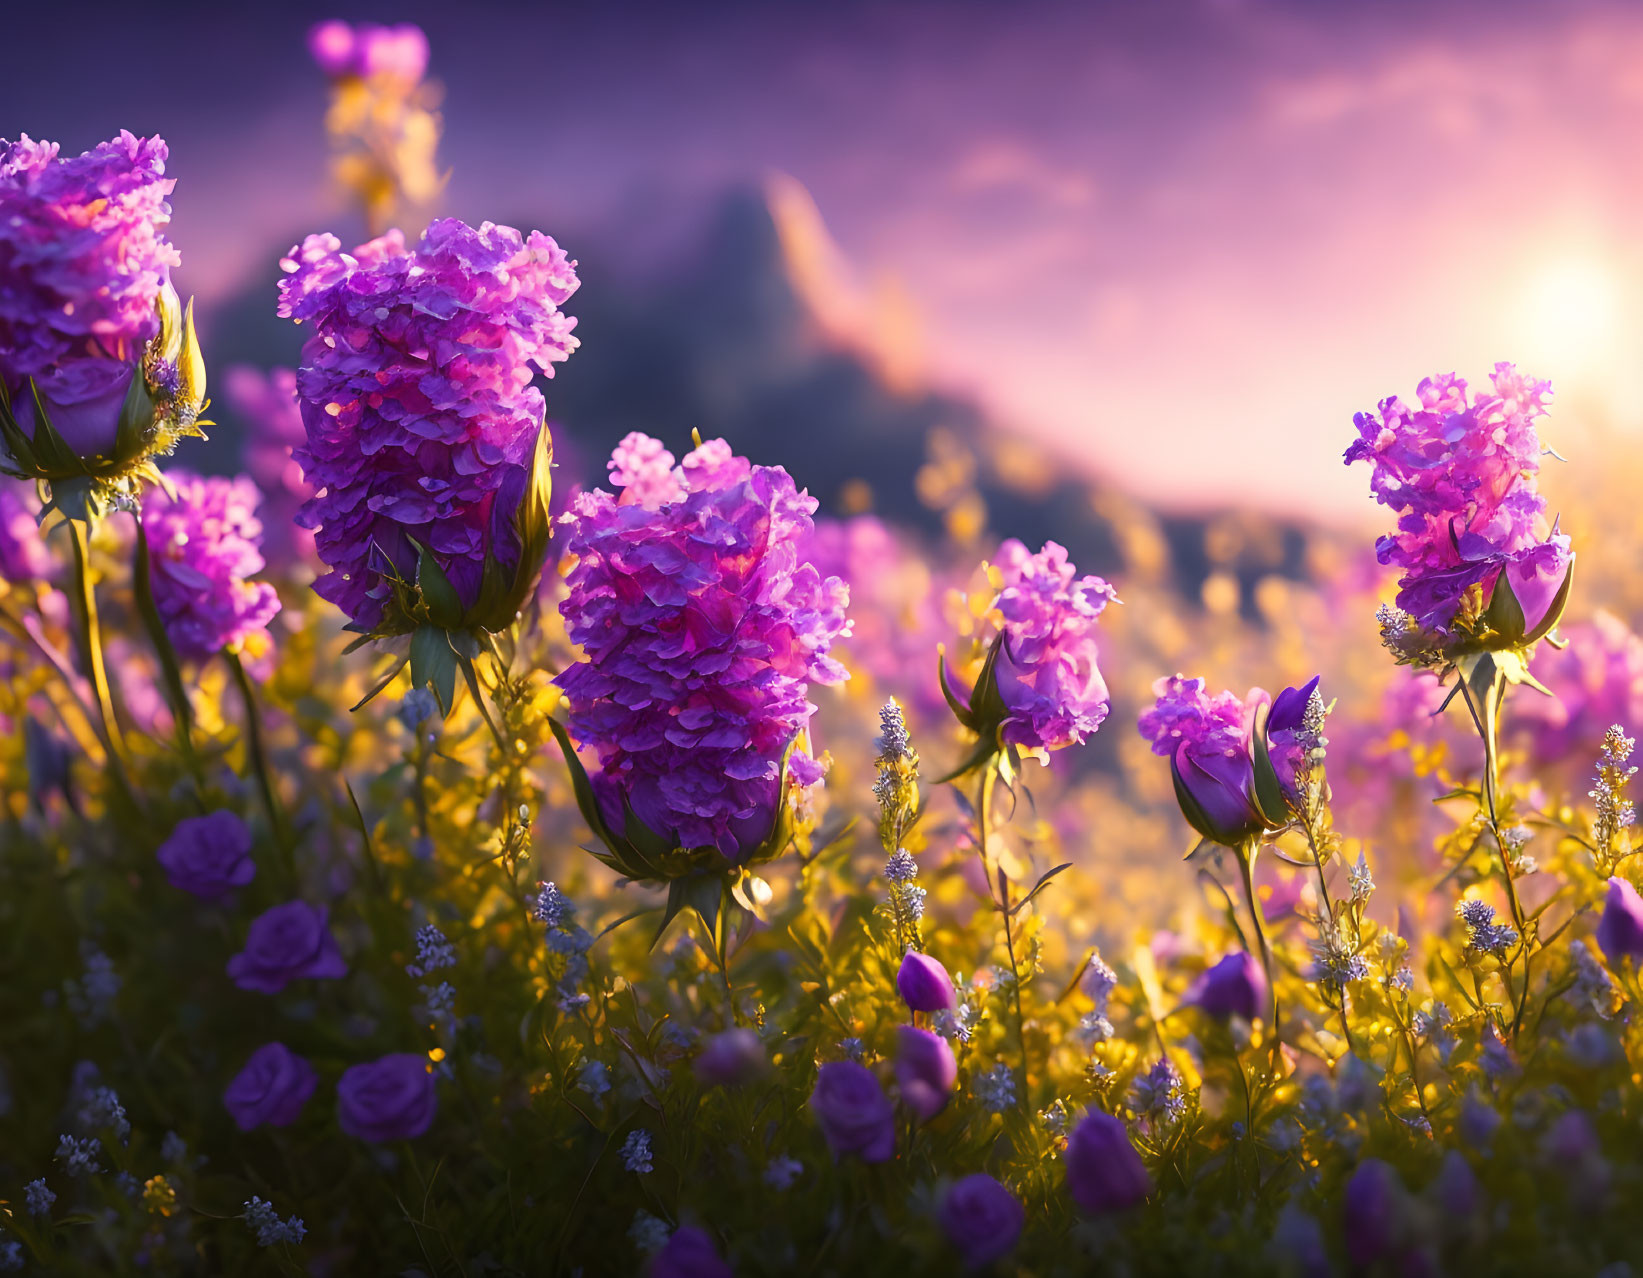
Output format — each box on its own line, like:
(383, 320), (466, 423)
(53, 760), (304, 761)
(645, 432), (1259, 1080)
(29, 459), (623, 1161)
(8, 0), (1642, 523)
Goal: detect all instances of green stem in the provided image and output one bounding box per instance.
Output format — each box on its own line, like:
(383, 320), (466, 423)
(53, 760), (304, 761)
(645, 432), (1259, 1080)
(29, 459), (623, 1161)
(976, 757), (1030, 1106)
(1457, 668), (1533, 1037)
(68, 519), (121, 757)
(227, 651), (292, 873)
(67, 519), (136, 806)
(1235, 838), (1279, 1039)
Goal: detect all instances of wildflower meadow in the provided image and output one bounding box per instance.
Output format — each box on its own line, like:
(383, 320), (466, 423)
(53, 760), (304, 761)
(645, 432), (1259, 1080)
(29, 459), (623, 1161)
(5, 15), (1643, 1278)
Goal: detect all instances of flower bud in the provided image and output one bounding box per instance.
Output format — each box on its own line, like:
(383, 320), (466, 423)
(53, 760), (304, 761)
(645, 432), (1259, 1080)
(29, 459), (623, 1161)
(0, 134), (206, 519)
(1187, 951), (1268, 1022)
(694, 1029), (766, 1088)
(897, 950), (956, 1014)
(809, 1061), (894, 1163)
(1065, 1110), (1151, 1214)
(1596, 876), (1643, 966)
(894, 1025), (956, 1122)
(938, 1173), (1024, 1270)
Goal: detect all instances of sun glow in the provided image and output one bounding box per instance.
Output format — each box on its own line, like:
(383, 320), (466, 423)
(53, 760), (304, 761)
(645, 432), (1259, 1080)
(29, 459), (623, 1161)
(1510, 254), (1625, 380)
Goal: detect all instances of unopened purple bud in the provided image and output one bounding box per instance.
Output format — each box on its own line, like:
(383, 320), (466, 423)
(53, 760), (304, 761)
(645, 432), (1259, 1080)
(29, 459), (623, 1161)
(894, 1025), (956, 1122)
(1188, 951), (1267, 1022)
(649, 1225), (732, 1278)
(1342, 1158), (1408, 1268)
(809, 1061), (894, 1163)
(1065, 1110), (1151, 1214)
(938, 1173), (1024, 1270)
(694, 1029), (766, 1088)
(1596, 876), (1643, 965)
(897, 950), (955, 1013)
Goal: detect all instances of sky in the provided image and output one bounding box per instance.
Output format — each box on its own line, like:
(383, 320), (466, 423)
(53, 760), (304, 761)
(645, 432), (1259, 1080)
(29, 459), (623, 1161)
(7, 0), (1643, 524)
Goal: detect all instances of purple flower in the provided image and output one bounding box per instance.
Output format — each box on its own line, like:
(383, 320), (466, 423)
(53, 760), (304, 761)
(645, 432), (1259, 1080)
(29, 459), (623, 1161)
(223, 365), (316, 566)
(1187, 951), (1268, 1022)
(223, 1042), (317, 1131)
(1342, 1158), (1410, 1269)
(649, 1225), (732, 1278)
(809, 1061), (894, 1163)
(939, 1173), (1024, 1269)
(694, 1028), (766, 1087)
(1064, 1110), (1143, 1209)
(1345, 365), (1573, 648)
(227, 902), (347, 995)
(894, 1025), (957, 1122)
(336, 1052), (436, 1142)
(0, 485), (52, 581)
(277, 218), (578, 637)
(0, 133), (204, 508)
(155, 810), (255, 899)
(1596, 876), (1643, 966)
(1138, 675), (1266, 844)
(555, 434), (850, 863)
(309, 20), (430, 82)
(1065, 1110), (1151, 1214)
(955, 539), (1116, 753)
(0, 132), (178, 451)
(142, 472), (281, 667)
(896, 950), (956, 1014)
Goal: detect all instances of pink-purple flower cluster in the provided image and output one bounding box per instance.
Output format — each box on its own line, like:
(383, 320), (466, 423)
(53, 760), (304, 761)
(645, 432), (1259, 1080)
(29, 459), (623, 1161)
(277, 218), (578, 633)
(0, 132), (179, 457)
(983, 539), (1117, 751)
(1139, 675), (1263, 840)
(308, 20), (430, 82)
(555, 433), (850, 859)
(1344, 364), (1572, 641)
(142, 472), (280, 667)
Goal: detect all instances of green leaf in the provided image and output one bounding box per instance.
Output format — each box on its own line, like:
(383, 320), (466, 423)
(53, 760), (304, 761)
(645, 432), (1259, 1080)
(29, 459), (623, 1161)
(1011, 861), (1073, 916)
(409, 625), (458, 713)
(349, 655), (408, 712)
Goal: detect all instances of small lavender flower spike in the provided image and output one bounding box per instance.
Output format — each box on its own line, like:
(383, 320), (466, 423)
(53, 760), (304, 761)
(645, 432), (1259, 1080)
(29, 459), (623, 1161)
(277, 218), (578, 680)
(1345, 365), (1573, 662)
(244, 1196), (307, 1247)
(142, 472), (281, 669)
(950, 539), (1117, 755)
(554, 433), (850, 865)
(0, 132), (206, 518)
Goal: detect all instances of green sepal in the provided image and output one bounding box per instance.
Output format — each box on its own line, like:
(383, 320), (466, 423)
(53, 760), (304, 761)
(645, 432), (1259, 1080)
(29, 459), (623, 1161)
(26, 382), (92, 478)
(132, 519), (194, 736)
(177, 295), (208, 411)
(1523, 555), (1574, 647)
(409, 625), (459, 713)
(1482, 565), (1528, 645)
(349, 655), (408, 712)
(936, 646), (975, 730)
(547, 716), (624, 859)
(112, 367), (159, 463)
(1249, 701), (1293, 828)
(409, 536), (464, 628)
